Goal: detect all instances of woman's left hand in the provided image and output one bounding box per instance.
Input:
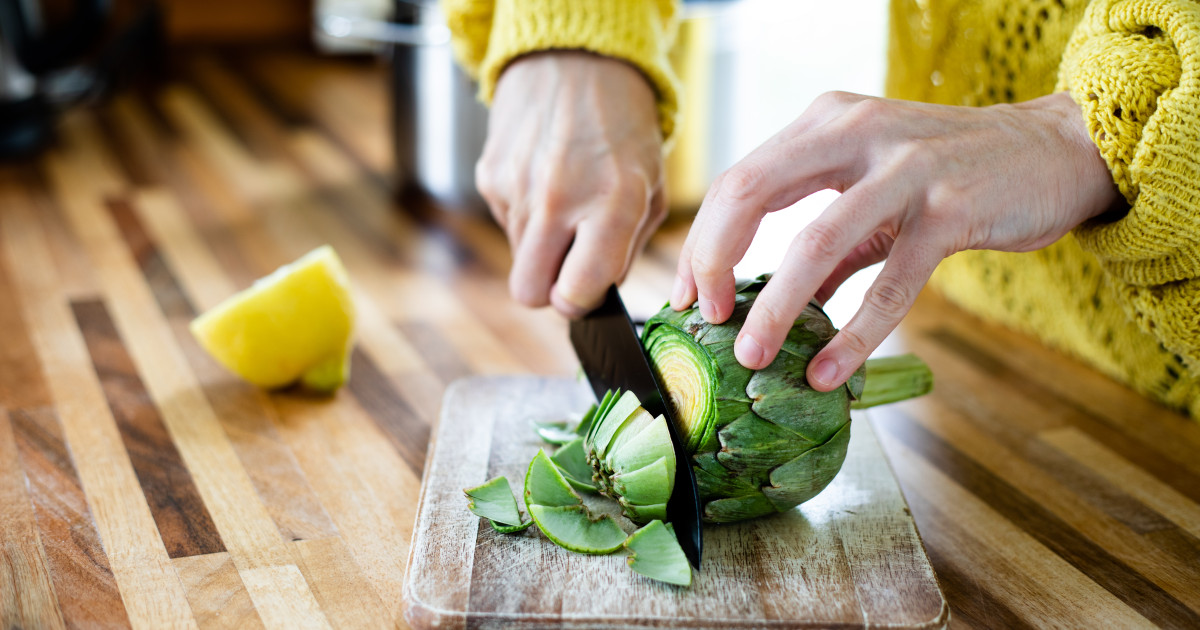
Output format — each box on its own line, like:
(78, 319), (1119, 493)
(671, 91), (1122, 391)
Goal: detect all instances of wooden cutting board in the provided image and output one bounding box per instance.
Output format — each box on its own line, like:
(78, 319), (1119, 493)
(403, 376), (948, 629)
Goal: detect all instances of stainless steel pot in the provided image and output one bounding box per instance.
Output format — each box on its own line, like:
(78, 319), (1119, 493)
(320, 0), (489, 211)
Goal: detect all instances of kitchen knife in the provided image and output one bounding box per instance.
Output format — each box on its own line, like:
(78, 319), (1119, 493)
(569, 285), (703, 569)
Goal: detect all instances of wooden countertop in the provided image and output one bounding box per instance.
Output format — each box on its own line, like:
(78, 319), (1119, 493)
(2, 49), (1199, 629)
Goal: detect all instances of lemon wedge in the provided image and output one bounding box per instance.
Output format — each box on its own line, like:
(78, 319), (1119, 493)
(190, 245), (356, 392)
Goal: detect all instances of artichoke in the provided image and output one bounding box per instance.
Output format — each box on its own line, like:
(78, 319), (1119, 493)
(638, 275), (931, 523)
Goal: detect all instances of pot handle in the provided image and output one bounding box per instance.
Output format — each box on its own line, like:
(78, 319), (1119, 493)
(318, 15), (450, 47)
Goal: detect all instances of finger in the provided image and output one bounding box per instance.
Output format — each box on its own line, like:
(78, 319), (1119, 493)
(475, 160), (510, 230)
(734, 182), (898, 370)
(686, 126), (863, 325)
(508, 213), (573, 307)
(806, 234), (941, 391)
(813, 232), (894, 305)
(624, 182), (668, 285)
(670, 171), (726, 311)
(672, 93), (878, 314)
(551, 204), (643, 318)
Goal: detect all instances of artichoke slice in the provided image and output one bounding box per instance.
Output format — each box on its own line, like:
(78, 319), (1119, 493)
(641, 324), (716, 452)
(610, 456), (673, 504)
(527, 505), (627, 554)
(625, 520), (692, 586)
(533, 421), (579, 445)
(574, 401), (600, 437)
(588, 390), (642, 459)
(551, 438), (598, 493)
(524, 449), (581, 508)
(582, 390), (676, 523)
(464, 476), (532, 533)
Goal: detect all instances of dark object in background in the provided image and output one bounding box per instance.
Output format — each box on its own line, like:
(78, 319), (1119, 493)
(0, 0), (165, 158)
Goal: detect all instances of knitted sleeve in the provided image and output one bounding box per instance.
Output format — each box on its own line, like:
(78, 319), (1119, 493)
(1057, 0), (1200, 369)
(440, 0), (681, 140)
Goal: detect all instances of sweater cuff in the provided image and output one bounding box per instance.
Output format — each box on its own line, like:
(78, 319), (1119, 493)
(479, 0), (681, 141)
(1057, 0), (1200, 287)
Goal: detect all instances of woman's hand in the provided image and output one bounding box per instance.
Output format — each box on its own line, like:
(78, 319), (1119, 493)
(478, 51), (666, 317)
(671, 91), (1122, 390)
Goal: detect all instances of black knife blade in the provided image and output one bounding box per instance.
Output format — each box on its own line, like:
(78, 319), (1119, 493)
(569, 285), (703, 569)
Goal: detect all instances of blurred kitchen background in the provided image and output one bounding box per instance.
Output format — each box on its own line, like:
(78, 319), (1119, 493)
(1, 0), (889, 326)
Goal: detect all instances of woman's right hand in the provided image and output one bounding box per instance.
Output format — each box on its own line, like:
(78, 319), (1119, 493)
(478, 51), (666, 317)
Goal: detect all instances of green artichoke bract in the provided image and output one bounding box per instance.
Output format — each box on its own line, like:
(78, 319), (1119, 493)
(582, 390), (676, 524)
(641, 275), (931, 523)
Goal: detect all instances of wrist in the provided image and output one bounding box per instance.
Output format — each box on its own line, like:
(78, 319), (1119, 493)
(1039, 91), (1126, 222)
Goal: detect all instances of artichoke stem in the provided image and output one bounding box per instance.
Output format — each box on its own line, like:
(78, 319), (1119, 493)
(851, 354), (933, 409)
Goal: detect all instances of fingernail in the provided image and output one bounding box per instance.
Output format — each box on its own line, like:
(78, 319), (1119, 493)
(699, 297), (717, 322)
(736, 332), (765, 368)
(670, 275), (685, 309)
(810, 357), (838, 388)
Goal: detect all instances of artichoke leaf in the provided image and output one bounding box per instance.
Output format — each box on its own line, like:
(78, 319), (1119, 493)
(625, 520), (692, 586)
(527, 504), (627, 554)
(610, 456), (673, 505)
(550, 438), (598, 493)
(524, 449), (581, 509)
(534, 421), (580, 445)
(715, 412), (814, 473)
(464, 476), (532, 532)
(702, 492), (776, 523)
(746, 360), (849, 444)
(761, 421), (852, 512)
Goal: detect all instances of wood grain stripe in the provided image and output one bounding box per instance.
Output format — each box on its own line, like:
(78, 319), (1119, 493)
(289, 538), (390, 630)
(107, 197), (197, 319)
(4, 161), (198, 629)
(876, 425), (1154, 628)
(0, 408), (67, 630)
(919, 543), (1034, 630)
(1041, 427), (1200, 541)
(9, 408), (132, 629)
(45, 136), (330, 623)
(395, 321), (473, 386)
(912, 337), (1177, 535)
(269, 392), (421, 622)
(173, 553), (266, 630)
(880, 407), (1200, 628)
(347, 349), (430, 476)
(128, 189), (340, 544)
(924, 328), (1200, 506)
(72, 298), (225, 558)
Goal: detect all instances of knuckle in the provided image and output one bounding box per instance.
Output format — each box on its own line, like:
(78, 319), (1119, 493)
(865, 281), (912, 319)
(716, 162), (767, 204)
(536, 183), (569, 218)
(793, 221), (844, 263)
(752, 298), (792, 331)
(841, 97), (888, 130)
(474, 161), (499, 199)
(893, 140), (935, 175)
(836, 326), (872, 357)
(816, 90), (857, 109)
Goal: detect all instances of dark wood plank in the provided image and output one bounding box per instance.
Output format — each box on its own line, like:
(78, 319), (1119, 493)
(924, 328), (1200, 507)
(346, 349), (430, 476)
(878, 408), (1200, 629)
(395, 321), (473, 386)
(72, 299), (225, 558)
(10, 408), (133, 629)
(0, 409), (67, 630)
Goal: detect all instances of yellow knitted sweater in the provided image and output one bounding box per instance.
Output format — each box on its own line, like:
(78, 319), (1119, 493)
(443, 0), (1200, 418)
